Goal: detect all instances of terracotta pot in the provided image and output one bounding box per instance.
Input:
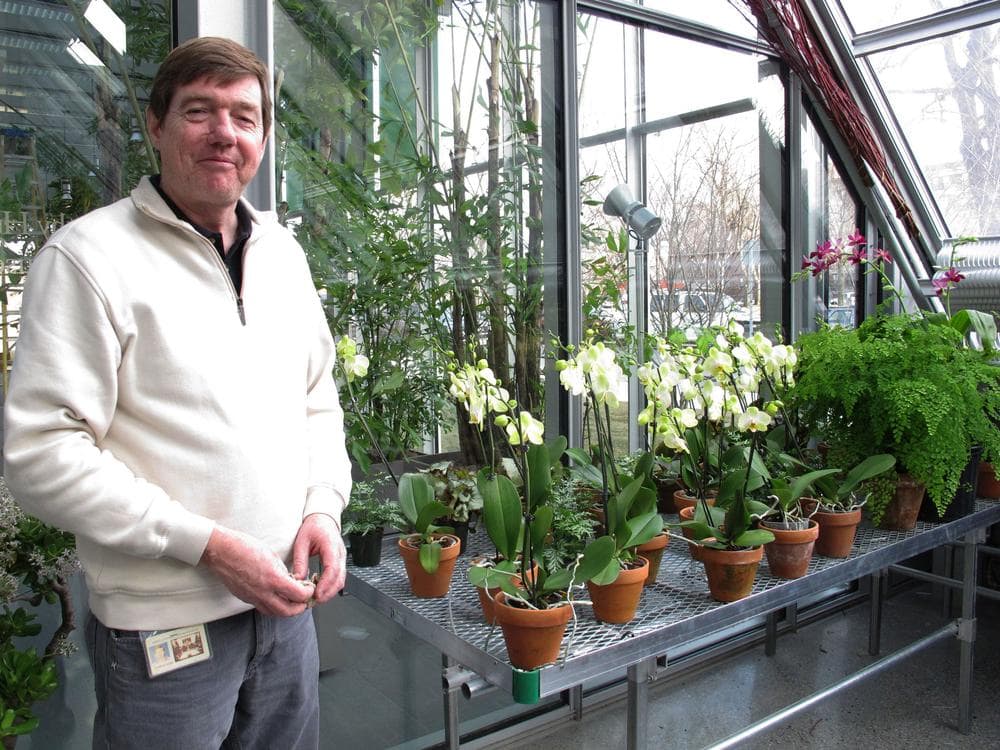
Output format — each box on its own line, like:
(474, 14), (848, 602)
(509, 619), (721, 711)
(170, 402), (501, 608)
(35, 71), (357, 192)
(761, 519), (819, 579)
(811, 506), (862, 558)
(398, 533), (461, 598)
(474, 560), (538, 624)
(673, 489), (716, 514)
(637, 532), (669, 586)
(978, 462), (1000, 499)
(879, 474), (925, 531)
(700, 544), (763, 602)
(492, 592), (573, 670)
(678, 505), (710, 560)
(587, 558), (649, 623)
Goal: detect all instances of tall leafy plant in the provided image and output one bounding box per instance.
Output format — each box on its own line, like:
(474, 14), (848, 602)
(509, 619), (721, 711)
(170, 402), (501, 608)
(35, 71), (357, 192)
(0, 480), (78, 744)
(792, 314), (1000, 516)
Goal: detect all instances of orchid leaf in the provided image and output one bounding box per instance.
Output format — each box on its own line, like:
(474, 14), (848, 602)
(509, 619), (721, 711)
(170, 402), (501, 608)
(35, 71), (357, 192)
(525, 443), (550, 511)
(418, 540), (442, 573)
(589, 558), (622, 586)
(732, 529), (774, 547)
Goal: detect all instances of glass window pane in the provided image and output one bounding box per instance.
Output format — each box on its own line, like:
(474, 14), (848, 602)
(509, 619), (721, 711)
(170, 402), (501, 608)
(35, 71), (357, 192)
(274, 0), (556, 465)
(577, 22), (781, 339)
(0, 0), (166, 382)
(641, 0), (758, 38)
(837, 0), (972, 34)
(867, 24), (1000, 236)
(577, 14), (786, 455)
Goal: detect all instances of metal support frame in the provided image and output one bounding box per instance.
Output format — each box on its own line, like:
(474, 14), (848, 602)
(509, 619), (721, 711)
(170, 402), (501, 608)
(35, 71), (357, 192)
(868, 568), (886, 656)
(625, 658), (654, 750)
(347, 501), (1000, 749)
(706, 622), (959, 750)
(442, 655), (462, 750)
(764, 610), (778, 656)
(958, 532), (979, 734)
(568, 685), (583, 720)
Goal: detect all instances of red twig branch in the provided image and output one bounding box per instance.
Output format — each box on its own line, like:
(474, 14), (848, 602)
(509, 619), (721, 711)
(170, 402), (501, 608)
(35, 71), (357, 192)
(742, 0), (919, 240)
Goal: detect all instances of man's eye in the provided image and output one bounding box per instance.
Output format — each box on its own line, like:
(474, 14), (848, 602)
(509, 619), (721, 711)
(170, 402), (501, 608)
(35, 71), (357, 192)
(184, 108), (209, 119)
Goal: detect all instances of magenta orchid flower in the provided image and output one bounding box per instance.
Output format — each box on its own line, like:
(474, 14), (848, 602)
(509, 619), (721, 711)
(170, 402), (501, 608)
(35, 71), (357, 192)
(874, 248), (892, 264)
(846, 230), (866, 248)
(933, 267), (965, 296)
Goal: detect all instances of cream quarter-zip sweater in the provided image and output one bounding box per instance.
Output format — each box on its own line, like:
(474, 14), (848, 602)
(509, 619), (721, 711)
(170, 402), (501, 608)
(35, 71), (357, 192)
(3, 177), (352, 630)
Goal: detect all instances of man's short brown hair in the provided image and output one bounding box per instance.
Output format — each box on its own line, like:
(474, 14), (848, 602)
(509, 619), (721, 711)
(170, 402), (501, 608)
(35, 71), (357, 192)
(148, 37), (272, 138)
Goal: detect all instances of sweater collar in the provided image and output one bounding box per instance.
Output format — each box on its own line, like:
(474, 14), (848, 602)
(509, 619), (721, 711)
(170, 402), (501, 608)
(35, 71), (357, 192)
(131, 176), (266, 229)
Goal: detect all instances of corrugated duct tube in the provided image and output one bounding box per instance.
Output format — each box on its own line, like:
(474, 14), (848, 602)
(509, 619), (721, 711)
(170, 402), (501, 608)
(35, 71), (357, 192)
(935, 245), (1000, 313)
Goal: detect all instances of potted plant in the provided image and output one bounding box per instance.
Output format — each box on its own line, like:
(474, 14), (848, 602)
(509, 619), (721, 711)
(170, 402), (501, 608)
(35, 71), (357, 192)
(642, 324), (806, 599)
(678, 442), (775, 601)
(1, 479), (78, 748)
(792, 314), (1000, 529)
(759, 463), (838, 579)
(342, 480), (404, 568)
(794, 234), (1000, 527)
(448, 354), (632, 664)
(422, 461), (482, 555)
(556, 340), (664, 621)
(793, 454), (896, 558)
(395, 473), (460, 598)
(472, 440), (616, 668)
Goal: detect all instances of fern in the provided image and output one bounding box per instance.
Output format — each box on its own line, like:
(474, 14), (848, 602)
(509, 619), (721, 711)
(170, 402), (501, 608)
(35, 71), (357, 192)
(791, 314), (1000, 517)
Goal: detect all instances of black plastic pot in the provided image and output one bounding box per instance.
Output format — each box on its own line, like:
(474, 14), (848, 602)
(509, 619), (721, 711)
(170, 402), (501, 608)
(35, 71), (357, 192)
(918, 446), (982, 523)
(349, 529), (384, 567)
(452, 521), (470, 556)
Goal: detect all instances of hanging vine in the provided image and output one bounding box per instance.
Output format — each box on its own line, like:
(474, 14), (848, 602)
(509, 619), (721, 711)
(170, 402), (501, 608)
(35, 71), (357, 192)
(740, 0), (920, 241)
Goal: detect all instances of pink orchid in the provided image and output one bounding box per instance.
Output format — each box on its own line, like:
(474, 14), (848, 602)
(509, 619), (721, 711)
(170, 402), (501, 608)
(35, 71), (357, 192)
(846, 230), (866, 248)
(874, 248), (892, 264)
(933, 266), (965, 296)
(847, 247), (866, 265)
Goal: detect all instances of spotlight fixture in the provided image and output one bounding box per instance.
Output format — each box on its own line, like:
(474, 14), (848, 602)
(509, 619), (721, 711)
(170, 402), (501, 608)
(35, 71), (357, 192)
(602, 184), (662, 241)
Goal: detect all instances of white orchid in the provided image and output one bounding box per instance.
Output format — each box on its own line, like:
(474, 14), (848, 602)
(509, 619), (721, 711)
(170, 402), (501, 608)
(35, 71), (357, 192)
(736, 406), (773, 433)
(336, 335), (370, 382)
(504, 410), (545, 446)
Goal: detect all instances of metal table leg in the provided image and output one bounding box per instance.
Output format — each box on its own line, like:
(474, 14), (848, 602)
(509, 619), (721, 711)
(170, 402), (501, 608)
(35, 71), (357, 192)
(765, 610), (778, 656)
(868, 568), (886, 656)
(442, 654), (461, 750)
(568, 684), (583, 721)
(626, 657), (654, 750)
(958, 530), (981, 734)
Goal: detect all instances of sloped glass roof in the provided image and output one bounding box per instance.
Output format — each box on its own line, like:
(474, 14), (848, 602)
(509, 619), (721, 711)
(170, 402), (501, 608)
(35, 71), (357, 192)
(839, 0), (973, 33)
(866, 23), (1000, 236)
(641, 0), (758, 37)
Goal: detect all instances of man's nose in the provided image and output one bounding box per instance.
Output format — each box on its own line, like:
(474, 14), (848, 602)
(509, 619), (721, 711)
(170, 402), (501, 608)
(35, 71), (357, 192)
(209, 111), (237, 142)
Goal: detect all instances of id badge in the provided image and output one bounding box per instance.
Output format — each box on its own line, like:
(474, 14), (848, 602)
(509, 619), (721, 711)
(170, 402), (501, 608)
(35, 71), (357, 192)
(141, 624), (212, 678)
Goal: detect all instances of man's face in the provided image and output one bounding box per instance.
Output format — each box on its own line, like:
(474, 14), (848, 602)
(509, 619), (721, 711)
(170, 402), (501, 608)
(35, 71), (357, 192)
(147, 75), (266, 216)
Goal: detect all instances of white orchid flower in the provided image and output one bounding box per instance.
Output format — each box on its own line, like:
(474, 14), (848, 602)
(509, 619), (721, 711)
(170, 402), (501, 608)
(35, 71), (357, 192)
(737, 406), (773, 433)
(506, 410), (545, 445)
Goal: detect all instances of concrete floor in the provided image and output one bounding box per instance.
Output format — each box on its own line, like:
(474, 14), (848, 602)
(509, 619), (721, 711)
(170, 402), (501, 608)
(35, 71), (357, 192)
(20, 564), (1000, 749)
(504, 588), (1000, 749)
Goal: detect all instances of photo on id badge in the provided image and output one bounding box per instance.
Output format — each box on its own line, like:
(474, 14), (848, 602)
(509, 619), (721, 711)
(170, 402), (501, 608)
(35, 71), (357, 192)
(143, 624), (212, 677)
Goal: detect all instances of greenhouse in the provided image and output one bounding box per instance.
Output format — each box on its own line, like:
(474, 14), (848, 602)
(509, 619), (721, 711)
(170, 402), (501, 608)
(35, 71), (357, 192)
(0, 1), (999, 748)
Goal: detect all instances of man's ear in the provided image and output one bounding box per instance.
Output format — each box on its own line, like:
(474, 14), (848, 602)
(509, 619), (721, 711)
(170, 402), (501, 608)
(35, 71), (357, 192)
(145, 107), (161, 149)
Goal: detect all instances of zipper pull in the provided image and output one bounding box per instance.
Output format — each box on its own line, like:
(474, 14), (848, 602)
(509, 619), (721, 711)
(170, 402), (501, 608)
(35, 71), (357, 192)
(237, 298), (246, 326)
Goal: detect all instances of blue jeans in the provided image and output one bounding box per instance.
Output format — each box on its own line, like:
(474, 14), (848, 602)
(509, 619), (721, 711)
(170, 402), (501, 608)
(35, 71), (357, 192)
(86, 609), (319, 750)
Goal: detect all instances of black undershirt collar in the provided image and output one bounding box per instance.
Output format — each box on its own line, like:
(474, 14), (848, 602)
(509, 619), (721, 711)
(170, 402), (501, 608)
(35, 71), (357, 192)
(150, 174), (252, 293)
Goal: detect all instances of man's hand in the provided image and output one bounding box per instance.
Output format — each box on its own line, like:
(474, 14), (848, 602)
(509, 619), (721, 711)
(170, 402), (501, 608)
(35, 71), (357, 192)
(199, 526), (315, 617)
(290, 513), (346, 604)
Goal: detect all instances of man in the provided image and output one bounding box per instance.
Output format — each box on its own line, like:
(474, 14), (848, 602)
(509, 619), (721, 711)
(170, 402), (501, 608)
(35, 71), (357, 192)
(3, 37), (351, 749)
